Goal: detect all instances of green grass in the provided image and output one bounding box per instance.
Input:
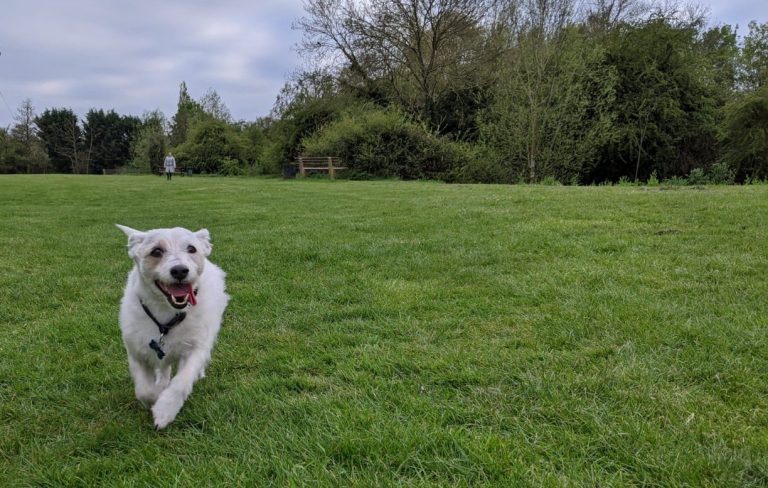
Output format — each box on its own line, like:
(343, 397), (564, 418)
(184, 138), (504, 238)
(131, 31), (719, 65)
(1, 175), (767, 486)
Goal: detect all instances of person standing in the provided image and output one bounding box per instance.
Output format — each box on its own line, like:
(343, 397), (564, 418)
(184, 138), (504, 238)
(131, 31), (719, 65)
(163, 153), (176, 181)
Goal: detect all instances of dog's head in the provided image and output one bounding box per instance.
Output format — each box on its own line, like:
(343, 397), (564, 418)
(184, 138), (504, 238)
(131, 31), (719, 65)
(117, 225), (212, 309)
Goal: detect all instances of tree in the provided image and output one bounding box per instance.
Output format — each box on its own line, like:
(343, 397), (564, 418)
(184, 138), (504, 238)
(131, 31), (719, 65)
(199, 88), (232, 123)
(721, 84), (768, 180)
(0, 128), (18, 174)
(480, 23), (617, 183)
(174, 118), (247, 175)
(83, 109), (140, 173)
(11, 99), (36, 169)
(260, 82), (356, 173)
(271, 70), (339, 118)
(0, 128), (12, 173)
(739, 21), (768, 91)
(241, 118), (269, 167)
(9, 99), (49, 173)
(296, 0), (502, 131)
(698, 24), (739, 102)
(169, 82), (203, 147)
(588, 17), (721, 182)
(477, 0), (620, 183)
(131, 110), (167, 173)
(585, 0), (647, 31)
(35, 108), (84, 173)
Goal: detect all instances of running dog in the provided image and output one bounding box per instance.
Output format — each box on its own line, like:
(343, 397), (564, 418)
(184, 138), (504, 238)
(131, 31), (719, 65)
(116, 224), (229, 429)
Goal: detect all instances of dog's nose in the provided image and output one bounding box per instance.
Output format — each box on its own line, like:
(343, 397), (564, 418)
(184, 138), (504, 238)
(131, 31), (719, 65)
(170, 265), (189, 280)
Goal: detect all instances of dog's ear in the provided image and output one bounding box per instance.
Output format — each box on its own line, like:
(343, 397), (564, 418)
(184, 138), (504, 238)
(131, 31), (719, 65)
(116, 224), (147, 258)
(194, 229), (213, 256)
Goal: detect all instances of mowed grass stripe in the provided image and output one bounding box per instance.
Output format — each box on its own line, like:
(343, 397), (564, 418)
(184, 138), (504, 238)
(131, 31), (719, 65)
(0, 175), (766, 486)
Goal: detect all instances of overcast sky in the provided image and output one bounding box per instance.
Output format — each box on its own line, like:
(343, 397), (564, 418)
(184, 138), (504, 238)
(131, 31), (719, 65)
(0, 0), (766, 129)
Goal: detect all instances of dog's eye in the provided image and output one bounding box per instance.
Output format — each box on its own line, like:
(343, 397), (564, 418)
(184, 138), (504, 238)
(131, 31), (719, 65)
(187, 245), (197, 254)
(150, 248), (164, 258)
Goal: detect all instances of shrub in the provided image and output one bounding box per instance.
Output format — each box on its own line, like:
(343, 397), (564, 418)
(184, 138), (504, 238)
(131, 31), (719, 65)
(257, 140), (287, 175)
(302, 107), (470, 180)
(745, 176), (768, 185)
(539, 176), (562, 186)
(647, 170), (660, 186)
(687, 168), (708, 185)
(708, 162), (735, 185)
(219, 157), (244, 176)
(663, 176), (689, 186)
(175, 118), (248, 174)
(452, 155), (511, 184)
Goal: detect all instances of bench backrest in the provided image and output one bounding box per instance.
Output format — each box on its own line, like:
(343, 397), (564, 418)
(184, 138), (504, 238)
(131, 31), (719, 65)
(296, 156), (342, 167)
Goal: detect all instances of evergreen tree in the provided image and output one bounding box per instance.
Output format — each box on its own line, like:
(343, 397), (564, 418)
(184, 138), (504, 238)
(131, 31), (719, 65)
(35, 108), (83, 173)
(169, 82), (202, 147)
(83, 109), (140, 173)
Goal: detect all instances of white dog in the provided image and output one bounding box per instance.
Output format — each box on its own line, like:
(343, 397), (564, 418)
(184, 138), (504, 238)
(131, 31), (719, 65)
(116, 224), (229, 429)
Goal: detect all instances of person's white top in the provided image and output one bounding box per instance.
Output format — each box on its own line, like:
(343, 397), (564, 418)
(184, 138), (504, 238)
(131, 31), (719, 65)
(164, 155), (176, 171)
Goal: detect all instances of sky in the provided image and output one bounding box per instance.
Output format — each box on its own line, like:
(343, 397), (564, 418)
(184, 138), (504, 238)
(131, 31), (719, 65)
(0, 0), (305, 128)
(0, 0), (766, 129)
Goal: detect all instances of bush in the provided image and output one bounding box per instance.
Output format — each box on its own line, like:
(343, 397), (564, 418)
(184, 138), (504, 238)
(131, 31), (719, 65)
(708, 162), (735, 185)
(452, 157), (510, 184)
(219, 157), (244, 176)
(302, 107), (471, 180)
(663, 176), (689, 186)
(257, 140), (287, 175)
(647, 170), (660, 186)
(539, 176), (562, 186)
(617, 176), (635, 186)
(175, 118), (248, 174)
(687, 168), (708, 185)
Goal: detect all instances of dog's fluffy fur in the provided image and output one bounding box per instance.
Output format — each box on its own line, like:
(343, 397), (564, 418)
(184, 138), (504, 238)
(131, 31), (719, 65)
(117, 224), (229, 429)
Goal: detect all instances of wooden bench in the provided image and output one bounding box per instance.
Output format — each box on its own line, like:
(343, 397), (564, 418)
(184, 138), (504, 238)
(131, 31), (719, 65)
(157, 167), (187, 176)
(295, 156), (347, 179)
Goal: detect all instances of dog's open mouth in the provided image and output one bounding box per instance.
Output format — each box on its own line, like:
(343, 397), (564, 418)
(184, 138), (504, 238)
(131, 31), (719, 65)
(155, 281), (197, 309)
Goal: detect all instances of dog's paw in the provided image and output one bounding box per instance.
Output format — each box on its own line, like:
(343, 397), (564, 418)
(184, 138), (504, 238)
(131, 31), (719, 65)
(152, 404), (178, 430)
(151, 391), (183, 429)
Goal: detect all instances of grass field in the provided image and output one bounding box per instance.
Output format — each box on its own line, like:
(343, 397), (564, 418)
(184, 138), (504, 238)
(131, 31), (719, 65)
(1, 175), (767, 486)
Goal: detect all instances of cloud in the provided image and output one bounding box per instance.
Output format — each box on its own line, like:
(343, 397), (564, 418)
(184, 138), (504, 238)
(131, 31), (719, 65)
(0, 0), (305, 126)
(27, 79), (76, 97)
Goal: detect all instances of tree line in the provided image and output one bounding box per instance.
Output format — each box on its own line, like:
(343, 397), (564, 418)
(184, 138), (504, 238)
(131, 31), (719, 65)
(1, 0), (766, 183)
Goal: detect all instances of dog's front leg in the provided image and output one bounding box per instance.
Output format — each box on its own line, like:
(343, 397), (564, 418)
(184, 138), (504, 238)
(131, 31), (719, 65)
(151, 350), (209, 429)
(178, 356), (206, 380)
(128, 356), (162, 407)
(155, 365), (172, 391)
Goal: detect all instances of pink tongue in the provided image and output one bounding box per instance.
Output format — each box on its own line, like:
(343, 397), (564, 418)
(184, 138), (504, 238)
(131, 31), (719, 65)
(167, 283), (193, 298)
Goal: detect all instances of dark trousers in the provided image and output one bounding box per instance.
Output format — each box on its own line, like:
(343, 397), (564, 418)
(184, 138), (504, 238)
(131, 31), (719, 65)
(166, 171), (173, 180)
